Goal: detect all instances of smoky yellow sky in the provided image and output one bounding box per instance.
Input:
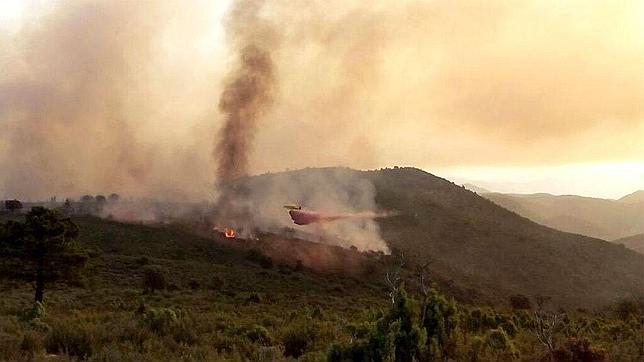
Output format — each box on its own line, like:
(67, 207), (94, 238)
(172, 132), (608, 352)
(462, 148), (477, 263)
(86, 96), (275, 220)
(0, 0), (642, 200)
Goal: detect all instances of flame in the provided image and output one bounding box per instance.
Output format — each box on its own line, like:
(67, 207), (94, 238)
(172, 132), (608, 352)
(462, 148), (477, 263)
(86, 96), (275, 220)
(212, 226), (237, 239)
(224, 228), (236, 238)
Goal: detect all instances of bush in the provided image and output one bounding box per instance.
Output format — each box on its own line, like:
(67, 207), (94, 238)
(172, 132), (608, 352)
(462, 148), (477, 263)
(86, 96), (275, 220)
(140, 307), (179, 336)
(138, 306), (197, 344)
(282, 321), (318, 358)
(246, 292), (262, 304)
(212, 334), (236, 353)
(142, 265), (167, 293)
(465, 336), (486, 361)
(45, 322), (94, 359)
(500, 320), (518, 337)
(553, 337), (605, 361)
(485, 328), (512, 350)
(245, 325), (272, 345)
(484, 328), (518, 359)
(19, 301), (46, 321)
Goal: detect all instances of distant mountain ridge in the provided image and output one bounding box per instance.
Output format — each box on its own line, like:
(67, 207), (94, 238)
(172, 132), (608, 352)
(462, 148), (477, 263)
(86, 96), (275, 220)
(247, 167), (644, 308)
(614, 234), (644, 255)
(619, 190), (644, 204)
(481, 191), (644, 241)
(463, 183), (491, 194)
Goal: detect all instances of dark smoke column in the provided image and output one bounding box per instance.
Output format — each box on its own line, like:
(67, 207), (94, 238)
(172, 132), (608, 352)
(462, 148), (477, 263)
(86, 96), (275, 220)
(214, 0), (277, 229)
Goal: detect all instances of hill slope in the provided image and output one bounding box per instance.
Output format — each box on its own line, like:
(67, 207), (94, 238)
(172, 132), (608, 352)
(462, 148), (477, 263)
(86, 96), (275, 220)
(482, 192), (644, 240)
(248, 167), (644, 307)
(614, 233), (644, 255)
(619, 190), (644, 204)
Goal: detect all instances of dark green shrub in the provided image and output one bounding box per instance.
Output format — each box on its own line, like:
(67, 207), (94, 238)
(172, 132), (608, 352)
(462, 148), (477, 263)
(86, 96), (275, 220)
(138, 306), (197, 344)
(390, 288), (426, 362)
(500, 320), (518, 337)
(140, 307), (179, 336)
(283, 321), (318, 358)
(19, 301), (46, 321)
(328, 318), (395, 362)
(422, 288), (458, 359)
(465, 336), (486, 362)
(330, 288), (424, 362)
(485, 328), (511, 350)
(484, 328), (518, 359)
(141, 265), (167, 293)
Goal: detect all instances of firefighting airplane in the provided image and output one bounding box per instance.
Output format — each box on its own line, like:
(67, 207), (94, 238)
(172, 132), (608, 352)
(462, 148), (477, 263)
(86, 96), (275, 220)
(284, 204), (344, 225)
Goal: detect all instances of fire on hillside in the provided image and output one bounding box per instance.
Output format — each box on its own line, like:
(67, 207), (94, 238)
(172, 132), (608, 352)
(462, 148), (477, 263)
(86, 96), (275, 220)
(213, 226), (237, 239)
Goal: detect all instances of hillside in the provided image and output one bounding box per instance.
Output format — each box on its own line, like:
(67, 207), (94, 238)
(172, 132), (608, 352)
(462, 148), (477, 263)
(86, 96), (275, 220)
(619, 190), (644, 204)
(614, 234), (644, 255)
(0, 214), (393, 360)
(3, 211), (642, 360)
(482, 192), (644, 240)
(247, 167), (644, 308)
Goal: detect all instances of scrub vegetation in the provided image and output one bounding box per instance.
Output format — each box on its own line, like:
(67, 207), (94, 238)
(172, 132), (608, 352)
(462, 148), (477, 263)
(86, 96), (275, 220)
(1, 210), (642, 361)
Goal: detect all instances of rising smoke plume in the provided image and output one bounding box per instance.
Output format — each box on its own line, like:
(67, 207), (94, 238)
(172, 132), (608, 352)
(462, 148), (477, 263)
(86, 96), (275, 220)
(215, 0), (276, 182)
(213, 0), (278, 233)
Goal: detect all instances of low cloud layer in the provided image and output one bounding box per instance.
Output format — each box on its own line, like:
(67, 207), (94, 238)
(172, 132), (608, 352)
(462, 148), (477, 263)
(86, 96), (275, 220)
(1, 0), (642, 200)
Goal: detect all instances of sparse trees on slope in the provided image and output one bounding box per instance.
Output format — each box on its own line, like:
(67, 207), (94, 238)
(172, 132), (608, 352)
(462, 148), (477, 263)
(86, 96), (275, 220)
(142, 265), (167, 294)
(390, 287), (426, 362)
(422, 288), (460, 359)
(328, 286), (425, 362)
(1, 207), (87, 302)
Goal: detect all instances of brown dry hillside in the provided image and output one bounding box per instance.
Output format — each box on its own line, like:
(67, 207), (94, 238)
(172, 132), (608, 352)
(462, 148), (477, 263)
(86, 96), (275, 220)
(619, 190), (644, 204)
(614, 233), (644, 255)
(482, 191), (644, 240)
(250, 167), (644, 308)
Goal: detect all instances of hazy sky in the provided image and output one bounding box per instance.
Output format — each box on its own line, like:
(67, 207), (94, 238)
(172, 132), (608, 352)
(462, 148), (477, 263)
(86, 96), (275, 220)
(0, 0), (642, 200)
